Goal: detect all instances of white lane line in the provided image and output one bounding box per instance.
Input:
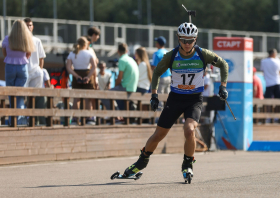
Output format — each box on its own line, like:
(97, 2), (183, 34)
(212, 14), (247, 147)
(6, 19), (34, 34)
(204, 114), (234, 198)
(0, 153), (204, 169)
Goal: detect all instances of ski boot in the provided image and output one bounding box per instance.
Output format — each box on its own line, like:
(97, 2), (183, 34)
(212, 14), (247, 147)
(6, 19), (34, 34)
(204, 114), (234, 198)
(123, 147), (153, 177)
(111, 147), (153, 180)
(182, 155), (196, 184)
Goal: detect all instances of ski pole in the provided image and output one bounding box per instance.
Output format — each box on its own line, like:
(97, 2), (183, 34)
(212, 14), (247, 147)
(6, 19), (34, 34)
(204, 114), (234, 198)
(225, 100), (236, 120)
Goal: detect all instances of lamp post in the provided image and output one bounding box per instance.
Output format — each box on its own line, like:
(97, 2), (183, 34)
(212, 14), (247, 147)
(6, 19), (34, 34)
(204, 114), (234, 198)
(147, 0), (151, 25)
(53, 0), (57, 19)
(273, 0), (280, 33)
(272, 14), (280, 51)
(279, 0), (280, 33)
(22, 0), (26, 17)
(90, 0), (94, 26)
(3, 0), (6, 36)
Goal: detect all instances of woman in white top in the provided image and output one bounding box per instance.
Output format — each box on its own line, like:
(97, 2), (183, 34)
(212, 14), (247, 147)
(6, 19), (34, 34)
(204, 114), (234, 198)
(66, 36), (97, 88)
(135, 47), (152, 94)
(66, 36), (97, 124)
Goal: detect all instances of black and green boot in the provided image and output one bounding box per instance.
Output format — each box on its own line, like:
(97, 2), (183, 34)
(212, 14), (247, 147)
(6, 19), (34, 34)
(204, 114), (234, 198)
(123, 147), (153, 178)
(182, 155), (196, 184)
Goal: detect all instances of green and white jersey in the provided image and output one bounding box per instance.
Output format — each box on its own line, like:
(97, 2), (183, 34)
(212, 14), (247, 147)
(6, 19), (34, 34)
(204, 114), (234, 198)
(151, 47), (229, 94)
(171, 47), (205, 94)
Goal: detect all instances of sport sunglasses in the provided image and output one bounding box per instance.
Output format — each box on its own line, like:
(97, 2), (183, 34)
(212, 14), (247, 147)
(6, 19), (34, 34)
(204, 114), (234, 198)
(179, 38), (195, 44)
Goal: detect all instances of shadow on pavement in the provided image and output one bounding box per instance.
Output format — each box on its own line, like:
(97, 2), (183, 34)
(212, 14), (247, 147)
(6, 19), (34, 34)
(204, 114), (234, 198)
(24, 181), (184, 188)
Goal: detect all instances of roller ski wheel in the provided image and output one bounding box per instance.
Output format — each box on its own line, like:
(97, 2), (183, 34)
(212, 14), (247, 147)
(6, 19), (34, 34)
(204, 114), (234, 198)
(110, 171), (143, 181)
(183, 168), (193, 184)
(110, 171), (120, 180)
(184, 173), (192, 184)
(134, 172), (143, 180)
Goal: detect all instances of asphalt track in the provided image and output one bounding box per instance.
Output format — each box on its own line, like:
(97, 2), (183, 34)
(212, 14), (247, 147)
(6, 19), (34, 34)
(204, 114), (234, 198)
(0, 151), (280, 198)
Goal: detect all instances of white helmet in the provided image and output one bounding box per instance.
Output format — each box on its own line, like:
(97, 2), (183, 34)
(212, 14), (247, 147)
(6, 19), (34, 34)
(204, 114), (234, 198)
(177, 22), (198, 37)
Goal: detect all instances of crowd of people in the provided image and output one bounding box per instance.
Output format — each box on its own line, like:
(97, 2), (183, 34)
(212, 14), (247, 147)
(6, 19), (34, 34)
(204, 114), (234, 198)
(2, 17), (280, 126)
(66, 30), (167, 124)
(1, 18), (172, 126)
(2, 18), (47, 125)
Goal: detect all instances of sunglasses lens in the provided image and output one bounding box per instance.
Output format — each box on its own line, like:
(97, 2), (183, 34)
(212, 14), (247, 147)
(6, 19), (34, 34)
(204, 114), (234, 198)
(187, 39), (194, 44)
(180, 39), (194, 44)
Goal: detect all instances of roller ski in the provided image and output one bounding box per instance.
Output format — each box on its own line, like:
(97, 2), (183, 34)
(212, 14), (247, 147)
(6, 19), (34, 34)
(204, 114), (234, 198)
(110, 171), (143, 181)
(110, 147), (152, 181)
(182, 155), (196, 184)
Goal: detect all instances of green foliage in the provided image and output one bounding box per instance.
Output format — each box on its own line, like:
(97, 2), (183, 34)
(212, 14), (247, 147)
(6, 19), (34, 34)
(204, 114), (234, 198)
(0, 0), (278, 32)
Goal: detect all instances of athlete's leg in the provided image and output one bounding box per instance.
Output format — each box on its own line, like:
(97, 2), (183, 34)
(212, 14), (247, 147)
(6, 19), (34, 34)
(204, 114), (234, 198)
(184, 118), (198, 157)
(182, 99), (202, 177)
(145, 126), (170, 152)
(123, 91), (182, 177)
(123, 126), (170, 177)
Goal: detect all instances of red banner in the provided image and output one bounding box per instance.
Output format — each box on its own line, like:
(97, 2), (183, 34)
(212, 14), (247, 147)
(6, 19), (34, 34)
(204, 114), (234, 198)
(213, 37), (253, 51)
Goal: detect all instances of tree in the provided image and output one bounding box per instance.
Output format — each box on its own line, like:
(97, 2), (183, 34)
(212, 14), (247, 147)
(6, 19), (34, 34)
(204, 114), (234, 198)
(0, 0), (278, 33)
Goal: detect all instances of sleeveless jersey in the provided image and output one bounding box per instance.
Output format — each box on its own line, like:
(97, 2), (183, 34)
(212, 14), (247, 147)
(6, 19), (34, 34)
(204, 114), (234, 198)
(170, 47), (205, 94)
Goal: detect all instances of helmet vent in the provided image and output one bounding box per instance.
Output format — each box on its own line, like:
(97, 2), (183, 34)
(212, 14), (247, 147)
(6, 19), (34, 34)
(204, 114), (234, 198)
(187, 28), (190, 34)
(182, 28), (186, 34)
(190, 24), (193, 28)
(195, 29), (198, 33)
(184, 23), (187, 27)
(191, 29), (194, 34)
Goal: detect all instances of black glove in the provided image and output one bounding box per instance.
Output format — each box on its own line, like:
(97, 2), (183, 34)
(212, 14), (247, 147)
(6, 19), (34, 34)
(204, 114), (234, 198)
(218, 85), (228, 100)
(150, 94), (159, 112)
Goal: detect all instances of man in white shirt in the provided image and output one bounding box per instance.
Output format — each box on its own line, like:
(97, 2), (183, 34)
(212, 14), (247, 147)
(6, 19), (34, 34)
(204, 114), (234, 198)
(35, 68), (52, 125)
(24, 18), (46, 88)
(260, 49), (280, 98)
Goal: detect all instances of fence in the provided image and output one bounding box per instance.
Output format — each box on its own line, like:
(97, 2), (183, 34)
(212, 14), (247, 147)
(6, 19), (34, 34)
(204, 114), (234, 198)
(253, 98), (280, 124)
(1, 87), (280, 128)
(0, 87), (210, 162)
(1, 16), (280, 58)
(0, 86), (167, 127)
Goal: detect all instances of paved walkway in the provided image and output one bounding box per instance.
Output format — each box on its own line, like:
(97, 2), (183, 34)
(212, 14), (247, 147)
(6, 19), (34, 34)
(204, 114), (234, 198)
(0, 151), (279, 198)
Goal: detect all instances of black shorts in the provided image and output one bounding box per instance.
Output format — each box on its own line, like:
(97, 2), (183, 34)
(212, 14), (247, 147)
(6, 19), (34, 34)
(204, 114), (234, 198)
(157, 92), (203, 129)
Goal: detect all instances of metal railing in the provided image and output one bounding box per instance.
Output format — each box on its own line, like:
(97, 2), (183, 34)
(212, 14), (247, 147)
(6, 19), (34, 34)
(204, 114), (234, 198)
(1, 16), (280, 58)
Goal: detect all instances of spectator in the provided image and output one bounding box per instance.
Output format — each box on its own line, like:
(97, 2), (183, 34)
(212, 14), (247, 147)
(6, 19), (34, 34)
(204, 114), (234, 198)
(60, 66), (70, 89)
(152, 36), (171, 94)
(202, 68), (213, 124)
(35, 68), (53, 125)
(135, 47), (152, 94)
(260, 49), (280, 98)
(253, 67), (264, 99)
(87, 26), (100, 65)
(24, 18), (45, 88)
(101, 43), (139, 110)
(66, 37), (97, 124)
(2, 19), (35, 125)
(115, 43), (139, 94)
(86, 35), (95, 55)
(203, 68), (212, 97)
(85, 35), (99, 122)
(98, 61), (111, 90)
